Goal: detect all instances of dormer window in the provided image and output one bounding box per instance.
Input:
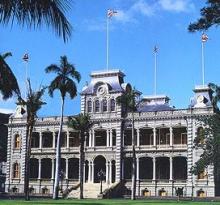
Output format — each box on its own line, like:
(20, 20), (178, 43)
(87, 100), (92, 113)
(102, 99), (107, 112)
(110, 99), (116, 111)
(95, 100), (100, 112)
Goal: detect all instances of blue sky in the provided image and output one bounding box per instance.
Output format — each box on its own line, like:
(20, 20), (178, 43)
(1, 0), (220, 116)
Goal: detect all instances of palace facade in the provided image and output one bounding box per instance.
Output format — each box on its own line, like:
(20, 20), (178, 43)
(5, 70), (215, 198)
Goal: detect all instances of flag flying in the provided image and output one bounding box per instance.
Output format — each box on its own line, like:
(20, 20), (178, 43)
(107, 9), (117, 18)
(153, 46), (159, 53)
(23, 53), (29, 62)
(202, 33), (208, 42)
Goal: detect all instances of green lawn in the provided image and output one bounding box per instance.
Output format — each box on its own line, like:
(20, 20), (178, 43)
(0, 199), (220, 205)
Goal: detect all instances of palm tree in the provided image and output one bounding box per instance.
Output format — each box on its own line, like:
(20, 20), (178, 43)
(117, 88), (138, 200)
(208, 83), (220, 113)
(45, 55), (81, 199)
(0, 52), (20, 99)
(17, 79), (46, 201)
(68, 113), (91, 199)
(0, 0), (72, 42)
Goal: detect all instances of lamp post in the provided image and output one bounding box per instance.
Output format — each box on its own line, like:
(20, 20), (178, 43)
(97, 169), (106, 194)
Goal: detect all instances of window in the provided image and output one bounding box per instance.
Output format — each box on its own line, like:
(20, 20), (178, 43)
(197, 127), (205, 144)
(110, 99), (116, 111)
(95, 100), (100, 112)
(198, 170), (207, 180)
(13, 163), (20, 178)
(87, 99), (92, 113)
(102, 99), (107, 112)
(14, 134), (20, 149)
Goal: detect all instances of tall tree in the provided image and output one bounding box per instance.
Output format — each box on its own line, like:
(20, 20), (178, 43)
(117, 87), (139, 200)
(0, 0), (72, 42)
(191, 83), (220, 196)
(17, 79), (46, 201)
(45, 55), (81, 199)
(0, 52), (20, 99)
(188, 0), (220, 32)
(68, 113), (91, 199)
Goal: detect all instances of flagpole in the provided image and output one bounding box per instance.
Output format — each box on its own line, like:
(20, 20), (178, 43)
(106, 14), (109, 71)
(25, 60), (28, 99)
(154, 50), (157, 96)
(201, 40), (205, 87)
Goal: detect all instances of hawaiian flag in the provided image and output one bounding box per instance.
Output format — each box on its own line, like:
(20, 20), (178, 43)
(201, 33), (208, 42)
(107, 9), (117, 18)
(153, 45), (159, 53)
(22, 53), (29, 62)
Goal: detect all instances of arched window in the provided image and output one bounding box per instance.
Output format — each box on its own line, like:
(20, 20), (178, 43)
(110, 99), (116, 111)
(87, 99), (92, 113)
(14, 134), (20, 149)
(13, 163), (20, 178)
(95, 100), (100, 112)
(102, 99), (107, 112)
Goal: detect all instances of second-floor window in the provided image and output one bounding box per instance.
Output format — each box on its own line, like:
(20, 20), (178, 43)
(14, 134), (20, 149)
(87, 100), (92, 113)
(102, 99), (107, 112)
(95, 100), (100, 112)
(110, 99), (116, 111)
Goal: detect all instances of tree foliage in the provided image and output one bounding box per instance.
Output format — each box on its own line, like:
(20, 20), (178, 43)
(0, 52), (20, 100)
(68, 113), (92, 199)
(192, 83), (220, 194)
(188, 0), (220, 32)
(46, 55), (81, 199)
(0, 0), (72, 42)
(17, 79), (46, 201)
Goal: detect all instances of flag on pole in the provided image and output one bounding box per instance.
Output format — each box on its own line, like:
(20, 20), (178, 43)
(153, 46), (159, 53)
(201, 33), (208, 42)
(107, 9), (117, 18)
(22, 53), (29, 62)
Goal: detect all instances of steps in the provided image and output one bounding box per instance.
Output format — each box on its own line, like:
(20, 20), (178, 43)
(68, 183), (111, 199)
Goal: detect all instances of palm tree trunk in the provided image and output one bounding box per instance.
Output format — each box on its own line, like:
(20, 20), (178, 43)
(53, 97), (65, 199)
(131, 112), (136, 200)
(24, 119), (34, 201)
(79, 133), (85, 199)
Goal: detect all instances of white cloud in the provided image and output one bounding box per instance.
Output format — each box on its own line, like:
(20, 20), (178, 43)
(82, 19), (106, 32)
(0, 108), (14, 114)
(131, 0), (155, 16)
(158, 0), (194, 12)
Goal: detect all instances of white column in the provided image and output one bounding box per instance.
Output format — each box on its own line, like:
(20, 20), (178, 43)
(153, 128), (156, 147)
(92, 130), (95, 147)
(65, 158), (69, 179)
(38, 158), (41, 179)
(107, 130), (110, 147)
(83, 162), (86, 183)
(110, 129), (113, 147)
(88, 161), (91, 182)
(109, 161), (112, 184)
(106, 161), (109, 183)
(137, 129), (140, 146)
(51, 158), (55, 180)
(91, 162), (94, 183)
(89, 130), (92, 147)
(153, 157), (156, 180)
(170, 127), (173, 147)
(169, 157), (173, 181)
(66, 131), (69, 149)
(136, 158), (140, 180)
(39, 132), (42, 149)
(53, 132), (56, 149)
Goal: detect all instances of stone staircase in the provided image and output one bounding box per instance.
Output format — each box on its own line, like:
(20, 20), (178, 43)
(68, 183), (111, 199)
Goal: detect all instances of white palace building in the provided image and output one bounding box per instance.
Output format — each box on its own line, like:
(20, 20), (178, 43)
(5, 69), (216, 198)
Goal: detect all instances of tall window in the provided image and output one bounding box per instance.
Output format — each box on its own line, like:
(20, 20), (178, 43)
(110, 99), (115, 111)
(95, 100), (100, 112)
(14, 134), (20, 149)
(13, 163), (20, 178)
(87, 99), (92, 113)
(102, 99), (107, 112)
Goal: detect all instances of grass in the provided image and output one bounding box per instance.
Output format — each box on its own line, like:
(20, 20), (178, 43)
(0, 199), (220, 205)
